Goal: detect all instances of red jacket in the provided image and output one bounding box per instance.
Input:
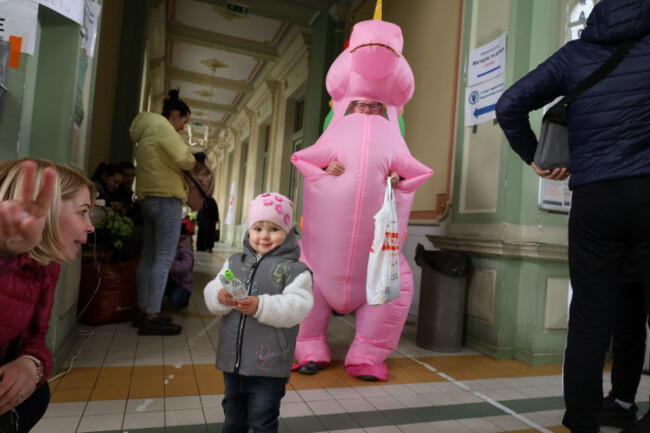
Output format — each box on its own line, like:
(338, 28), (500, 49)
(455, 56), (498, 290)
(0, 253), (60, 386)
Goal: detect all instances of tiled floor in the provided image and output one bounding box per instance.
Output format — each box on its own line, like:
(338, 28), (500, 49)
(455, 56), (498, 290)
(33, 243), (649, 433)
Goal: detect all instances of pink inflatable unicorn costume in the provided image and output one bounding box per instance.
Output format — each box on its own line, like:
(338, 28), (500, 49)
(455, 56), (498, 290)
(291, 18), (433, 381)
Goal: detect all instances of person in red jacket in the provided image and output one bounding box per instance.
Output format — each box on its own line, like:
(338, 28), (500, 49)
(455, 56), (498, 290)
(0, 158), (95, 432)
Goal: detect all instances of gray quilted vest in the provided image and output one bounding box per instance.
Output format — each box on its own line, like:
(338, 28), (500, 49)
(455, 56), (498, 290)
(215, 228), (310, 377)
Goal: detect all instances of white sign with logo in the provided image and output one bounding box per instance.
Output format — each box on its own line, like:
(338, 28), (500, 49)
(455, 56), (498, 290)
(464, 75), (504, 127)
(468, 33), (506, 87)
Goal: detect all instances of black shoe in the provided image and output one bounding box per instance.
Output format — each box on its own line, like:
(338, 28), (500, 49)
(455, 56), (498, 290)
(621, 410), (650, 433)
(298, 362), (319, 375)
(597, 393), (638, 429)
(138, 316), (182, 336)
(131, 311), (172, 328)
(358, 375), (378, 381)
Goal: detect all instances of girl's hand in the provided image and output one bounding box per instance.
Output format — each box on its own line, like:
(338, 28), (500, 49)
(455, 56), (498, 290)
(0, 161), (56, 258)
(0, 358), (39, 415)
(218, 289), (236, 307)
(531, 162), (570, 181)
(235, 296), (259, 316)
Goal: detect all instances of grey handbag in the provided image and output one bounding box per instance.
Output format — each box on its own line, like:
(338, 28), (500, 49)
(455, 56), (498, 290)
(534, 38), (639, 170)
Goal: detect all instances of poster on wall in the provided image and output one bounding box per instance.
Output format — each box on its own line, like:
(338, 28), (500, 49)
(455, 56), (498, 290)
(467, 33), (506, 87)
(0, 40), (10, 121)
(464, 32), (506, 127)
(538, 178), (572, 212)
(224, 182), (236, 225)
(81, 0), (101, 58)
(0, 0), (38, 55)
(464, 75), (504, 127)
(38, 0), (84, 25)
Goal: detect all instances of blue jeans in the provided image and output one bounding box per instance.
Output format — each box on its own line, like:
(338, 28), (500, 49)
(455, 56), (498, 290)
(222, 372), (288, 433)
(136, 196), (182, 314)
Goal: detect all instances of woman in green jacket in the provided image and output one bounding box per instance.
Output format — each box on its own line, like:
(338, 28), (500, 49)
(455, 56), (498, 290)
(129, 90), (196, 335)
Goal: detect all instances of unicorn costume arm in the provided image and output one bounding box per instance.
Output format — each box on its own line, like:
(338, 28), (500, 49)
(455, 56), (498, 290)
(392, 152), (433, 193)
(291, 144), (338, 182)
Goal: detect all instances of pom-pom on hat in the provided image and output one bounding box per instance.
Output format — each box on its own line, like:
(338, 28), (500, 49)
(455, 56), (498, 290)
(248, 193), (295, 233)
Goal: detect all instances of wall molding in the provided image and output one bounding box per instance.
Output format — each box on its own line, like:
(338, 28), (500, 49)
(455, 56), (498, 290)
(427, 222), (568, 262)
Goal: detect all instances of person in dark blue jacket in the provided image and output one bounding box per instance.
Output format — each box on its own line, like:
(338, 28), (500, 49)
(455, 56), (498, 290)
(496, 1), (650, 433)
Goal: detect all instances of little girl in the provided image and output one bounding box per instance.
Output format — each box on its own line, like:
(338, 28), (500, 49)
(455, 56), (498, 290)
(204, 193), (313, 433)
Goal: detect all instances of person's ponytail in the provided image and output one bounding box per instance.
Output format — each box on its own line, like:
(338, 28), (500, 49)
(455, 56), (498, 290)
(162, 89), (191, 119)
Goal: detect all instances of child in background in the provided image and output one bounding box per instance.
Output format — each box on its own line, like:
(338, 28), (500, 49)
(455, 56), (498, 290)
(204, 193), (313, 433)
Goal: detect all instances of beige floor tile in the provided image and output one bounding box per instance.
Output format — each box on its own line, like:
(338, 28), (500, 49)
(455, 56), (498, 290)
(123, 410), (165, 429)
(76, 413), (124, 432)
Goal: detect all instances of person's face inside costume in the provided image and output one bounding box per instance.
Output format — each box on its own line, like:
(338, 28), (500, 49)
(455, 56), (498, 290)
(249, 221), (287, 256)
(56, 187), (95, 262)
(168, 110), (190, 132)
(350, 100), (384, 115)
(120, 168), (135, 189)
(102, 172), (123, 192)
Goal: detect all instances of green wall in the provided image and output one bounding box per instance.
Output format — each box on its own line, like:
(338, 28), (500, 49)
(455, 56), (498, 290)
(0, 4), (104, 372)
(444, 0), (572, 364)
(452, 0), (569, 229)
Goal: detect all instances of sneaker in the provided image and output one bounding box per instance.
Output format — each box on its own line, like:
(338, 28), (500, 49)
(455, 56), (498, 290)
(298, 362), (320, 375)
(621, 410), (650, 433)
(138, 316), (182, 336)
(597, 393), (638, 429)
(131, 311), (173, 328)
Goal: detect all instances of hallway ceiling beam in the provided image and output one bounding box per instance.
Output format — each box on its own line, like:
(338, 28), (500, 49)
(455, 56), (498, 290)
(195, 0), (323, 27)
(166, 67), (254, 94)
(182, 97), (239, 115)
(167, 23), (279, 61)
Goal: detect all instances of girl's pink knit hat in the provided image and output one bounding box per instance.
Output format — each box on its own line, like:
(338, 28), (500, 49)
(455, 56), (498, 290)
(248, 193), (294, 233)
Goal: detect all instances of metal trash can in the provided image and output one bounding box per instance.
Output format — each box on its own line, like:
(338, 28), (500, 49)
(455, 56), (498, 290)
(414, 243), (472, 352)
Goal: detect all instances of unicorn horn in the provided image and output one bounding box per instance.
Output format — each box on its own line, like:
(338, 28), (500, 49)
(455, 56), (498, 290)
(373, 0), (382, 20)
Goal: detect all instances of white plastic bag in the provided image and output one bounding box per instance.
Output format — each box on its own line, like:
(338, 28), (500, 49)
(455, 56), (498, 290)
(366, 177), (400, 305)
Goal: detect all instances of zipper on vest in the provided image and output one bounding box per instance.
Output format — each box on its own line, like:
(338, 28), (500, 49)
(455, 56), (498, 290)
(233, 254), (263, 374)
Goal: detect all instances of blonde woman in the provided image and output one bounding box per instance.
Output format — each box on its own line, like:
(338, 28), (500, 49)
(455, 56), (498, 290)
(0, 158), (95, 432)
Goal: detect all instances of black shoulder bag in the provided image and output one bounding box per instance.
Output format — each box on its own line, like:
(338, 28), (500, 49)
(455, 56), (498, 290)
(534, 38), (639, 170)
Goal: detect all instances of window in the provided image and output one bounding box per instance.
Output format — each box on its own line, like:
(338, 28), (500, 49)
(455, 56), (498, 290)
(567, 0), (596, 42)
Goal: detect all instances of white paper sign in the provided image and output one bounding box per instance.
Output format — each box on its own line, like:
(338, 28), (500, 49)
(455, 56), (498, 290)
(81, 0), (101, 57)
(225, 182), (236, 225)
(0, 0), (38, 55)
(468, 33), (506, 87)
(38, 0), (84, 25)
(464, 75), (504, 127)
(538, 178), (572, 213)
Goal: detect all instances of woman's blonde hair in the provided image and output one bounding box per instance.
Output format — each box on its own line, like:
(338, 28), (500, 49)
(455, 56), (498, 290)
(0, 158), (96, 265)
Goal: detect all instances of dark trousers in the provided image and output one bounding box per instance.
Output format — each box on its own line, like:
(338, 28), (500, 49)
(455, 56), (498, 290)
(610, 281), (647, 403)
(165, 279), (190, 309)
(0, 382), (50, 433)
(562, 176), (650, 433)
(222, 372), (288, 433)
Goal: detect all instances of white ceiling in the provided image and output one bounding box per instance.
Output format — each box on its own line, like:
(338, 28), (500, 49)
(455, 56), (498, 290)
(165, 0), (342, 135)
